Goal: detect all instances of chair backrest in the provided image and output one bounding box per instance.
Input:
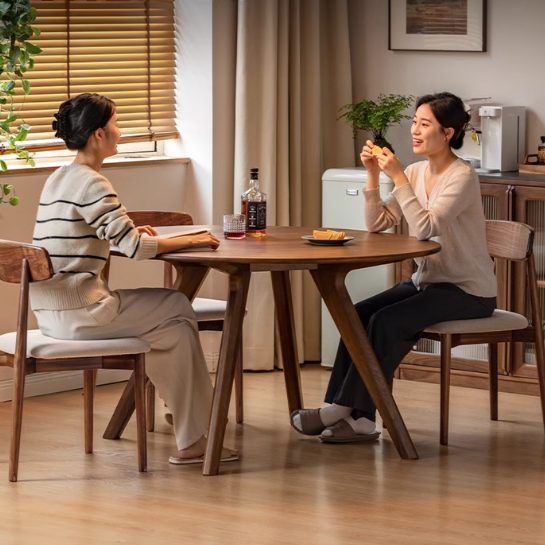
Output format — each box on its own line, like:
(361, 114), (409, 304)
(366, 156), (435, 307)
(0, 240), (53, 284)
(126, 211), (194, 228)
(486, 220), (534, 262)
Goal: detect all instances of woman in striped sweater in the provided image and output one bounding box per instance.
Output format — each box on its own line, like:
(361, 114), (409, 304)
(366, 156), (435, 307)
(31, 93), (237, 465)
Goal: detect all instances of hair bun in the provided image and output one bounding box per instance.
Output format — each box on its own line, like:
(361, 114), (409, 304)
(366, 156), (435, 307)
(53, 112), (67, 139)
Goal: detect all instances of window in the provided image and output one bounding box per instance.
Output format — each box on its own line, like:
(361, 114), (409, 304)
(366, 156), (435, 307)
(19, 0), (177, 152)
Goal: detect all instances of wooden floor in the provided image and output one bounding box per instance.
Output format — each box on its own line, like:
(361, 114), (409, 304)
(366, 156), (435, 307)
(1, 365), (545, 544)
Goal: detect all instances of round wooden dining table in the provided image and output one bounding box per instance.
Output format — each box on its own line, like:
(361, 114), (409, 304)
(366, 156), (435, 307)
(105, 226), (440, 475)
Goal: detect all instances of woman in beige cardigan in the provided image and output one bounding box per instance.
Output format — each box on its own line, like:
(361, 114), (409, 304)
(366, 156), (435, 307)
(292, 92), (496, 443)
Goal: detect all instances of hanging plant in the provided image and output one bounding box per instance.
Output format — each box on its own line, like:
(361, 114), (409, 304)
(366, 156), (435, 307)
(0, 0), (42, 206)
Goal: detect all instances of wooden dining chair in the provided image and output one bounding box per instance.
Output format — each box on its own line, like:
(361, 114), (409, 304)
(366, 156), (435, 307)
(0, 240), (149, 481)
(422, 220), (545, 445)
(105, 210), (245, 431)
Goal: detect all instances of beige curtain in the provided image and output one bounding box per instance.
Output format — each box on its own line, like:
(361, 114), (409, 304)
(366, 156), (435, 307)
(232, 0), (355, 369)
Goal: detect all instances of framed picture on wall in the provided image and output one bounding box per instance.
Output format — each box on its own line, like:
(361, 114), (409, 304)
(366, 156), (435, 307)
(389, 0), (487, 52)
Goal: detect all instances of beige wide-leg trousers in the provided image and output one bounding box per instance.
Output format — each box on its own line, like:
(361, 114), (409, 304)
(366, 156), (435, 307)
(34, 288), (214, 451)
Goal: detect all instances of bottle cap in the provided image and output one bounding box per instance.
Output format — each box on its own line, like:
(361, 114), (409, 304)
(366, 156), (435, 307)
(541, 136), (545, 142)
(250, 167), (258, 179)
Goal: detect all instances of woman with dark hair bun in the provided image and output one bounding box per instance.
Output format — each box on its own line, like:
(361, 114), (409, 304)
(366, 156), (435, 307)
(291, 91), (496, 444)
(32, 93), (237, 465)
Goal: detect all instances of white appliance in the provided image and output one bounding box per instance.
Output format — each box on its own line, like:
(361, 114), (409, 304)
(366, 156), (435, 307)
(321, 168), (395, 367)
(479, 106), (526, 172)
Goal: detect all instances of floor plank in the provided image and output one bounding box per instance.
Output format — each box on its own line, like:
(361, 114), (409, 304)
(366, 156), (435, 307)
(0, 365), (545, 544)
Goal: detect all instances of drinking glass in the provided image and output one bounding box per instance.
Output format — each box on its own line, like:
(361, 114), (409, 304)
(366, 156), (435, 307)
(223, 214), (246, 239)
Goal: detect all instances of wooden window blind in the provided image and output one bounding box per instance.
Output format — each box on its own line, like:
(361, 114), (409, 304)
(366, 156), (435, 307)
(16, 0), (177, 151)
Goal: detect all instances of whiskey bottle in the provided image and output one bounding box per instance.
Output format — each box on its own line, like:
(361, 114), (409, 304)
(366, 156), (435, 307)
(241, 167), (267, 237)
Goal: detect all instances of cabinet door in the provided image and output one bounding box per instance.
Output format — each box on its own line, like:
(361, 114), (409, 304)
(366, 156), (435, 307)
(403, 182), (511, 375)
(512, 185), (545, 380)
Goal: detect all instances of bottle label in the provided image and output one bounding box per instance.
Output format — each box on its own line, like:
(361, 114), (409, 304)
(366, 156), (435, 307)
(246, 202), (267, 230)
(539, 146), (545, 164)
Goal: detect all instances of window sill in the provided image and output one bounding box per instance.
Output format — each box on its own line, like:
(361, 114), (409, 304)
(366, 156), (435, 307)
(0, 156), (191, 176)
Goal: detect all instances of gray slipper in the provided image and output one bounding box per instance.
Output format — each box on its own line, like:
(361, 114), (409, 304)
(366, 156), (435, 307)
(290, 408), (326, 436)
(319, 419), (381, 443)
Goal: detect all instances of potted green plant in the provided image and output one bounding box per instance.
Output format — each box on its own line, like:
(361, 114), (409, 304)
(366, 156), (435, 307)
(338, 93), (414, 155)
(0, 0), (42, 206)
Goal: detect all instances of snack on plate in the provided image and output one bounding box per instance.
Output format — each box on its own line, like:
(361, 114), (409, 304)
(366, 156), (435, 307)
(313, 229), (346, 240)
(371, 145), (383, 156)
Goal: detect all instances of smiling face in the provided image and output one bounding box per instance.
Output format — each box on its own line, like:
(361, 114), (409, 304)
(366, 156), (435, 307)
(101, 111), (121, 157)
(411, 103), (455, 157)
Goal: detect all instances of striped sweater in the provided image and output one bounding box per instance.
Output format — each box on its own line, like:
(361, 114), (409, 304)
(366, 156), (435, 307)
(30, 164), (158, 310)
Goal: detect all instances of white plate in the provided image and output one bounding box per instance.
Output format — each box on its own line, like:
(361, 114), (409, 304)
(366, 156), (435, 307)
(301, 235), (354, 246)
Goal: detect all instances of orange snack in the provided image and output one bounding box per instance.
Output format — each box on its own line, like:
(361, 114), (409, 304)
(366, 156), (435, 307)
(371, 145), (383, 156)
(313, 229), (346, 240)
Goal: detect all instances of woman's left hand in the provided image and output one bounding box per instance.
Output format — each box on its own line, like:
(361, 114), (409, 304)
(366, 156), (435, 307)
(376, 148), (406, 187)
(137, 225), (158, 237)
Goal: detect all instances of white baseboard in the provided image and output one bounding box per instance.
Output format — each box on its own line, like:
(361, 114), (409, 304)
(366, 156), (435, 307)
(0, 370), (132, 403)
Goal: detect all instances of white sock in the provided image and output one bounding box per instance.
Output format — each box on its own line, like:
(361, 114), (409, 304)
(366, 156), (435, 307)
(292, 404), (352, 432)
(321, 415), (376, 437)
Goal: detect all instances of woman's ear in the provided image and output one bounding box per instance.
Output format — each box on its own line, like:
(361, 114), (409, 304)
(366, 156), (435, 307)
(92, 127), (105, 143)
(444, 127), (455, 142)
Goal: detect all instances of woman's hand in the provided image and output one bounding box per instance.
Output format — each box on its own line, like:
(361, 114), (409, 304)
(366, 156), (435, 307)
(137, 225), (158, 237)
(156, 231), (221, 254)
(360, 140), (380, 173)
(376, 148), (408, 188)
(188, 232), (221, 250)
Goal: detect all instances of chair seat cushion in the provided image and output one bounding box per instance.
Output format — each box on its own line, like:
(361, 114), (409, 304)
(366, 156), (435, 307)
(193, 297), (248, 321)
(424, 309), (528, 335)
(0, 330), (151, 359)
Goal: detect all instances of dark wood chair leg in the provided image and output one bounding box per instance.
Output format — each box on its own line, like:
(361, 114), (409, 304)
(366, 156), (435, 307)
(235, 335), (243, 424)
(440, 334), (452, 446)
(146, 380), (155, 432)
(9, 358), (26, 482)
(134, 354), (147, 472)
(164, 262), (173, 289)
(489, 343), (499, 421)
(83, 370), (95, 453)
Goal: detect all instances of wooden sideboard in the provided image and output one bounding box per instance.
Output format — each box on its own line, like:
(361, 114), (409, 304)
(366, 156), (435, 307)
(397, 172), (545, 396)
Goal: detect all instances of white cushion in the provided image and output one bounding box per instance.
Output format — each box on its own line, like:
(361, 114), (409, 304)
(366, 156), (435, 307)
(424, 309), (528, 335)
(0, 330), (151, 359)
(193, 297), (248, 321)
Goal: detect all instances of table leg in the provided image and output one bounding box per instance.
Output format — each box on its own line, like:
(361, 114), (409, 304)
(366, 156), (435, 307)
(271, 271), (303, 415)
(203, 266), (251, 476)
(310, 266), (418, 460)
(103, 264), (210, 440)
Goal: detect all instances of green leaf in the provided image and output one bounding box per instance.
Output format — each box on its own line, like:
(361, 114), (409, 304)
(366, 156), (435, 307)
(24, 42), (42, 55)
(5, 115), (16, 123)
(33, 28), (41, 37)
(21, 79), (29, 95)
(0, 161), (6, 172)
(4, 81), (14, 92)
(0, 2), (11, 16)
(28, 157), (35, 167)
(28, 58), (34, 69)
(0, 122), (10, 132)
(0, 197), (3, 204)
(9, 196), (20, 206)
(3, 183), (10, 195)
(21, 123), (31, 131)
(15, 128), (27, 141)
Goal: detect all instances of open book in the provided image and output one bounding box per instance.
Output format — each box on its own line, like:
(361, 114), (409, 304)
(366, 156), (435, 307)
(148, 228), (209, 240)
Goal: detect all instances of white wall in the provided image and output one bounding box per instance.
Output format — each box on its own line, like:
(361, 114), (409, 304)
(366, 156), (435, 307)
(347, 0), (545, 167)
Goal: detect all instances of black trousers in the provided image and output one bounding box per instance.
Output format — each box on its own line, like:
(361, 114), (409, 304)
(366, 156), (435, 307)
(325, 279), (496, 421)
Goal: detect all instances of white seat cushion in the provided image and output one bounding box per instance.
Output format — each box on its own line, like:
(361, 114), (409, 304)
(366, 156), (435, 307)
(0, 330), (151, 359)
(424, 309), (528, 335)
(193, 297), (248, 321)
